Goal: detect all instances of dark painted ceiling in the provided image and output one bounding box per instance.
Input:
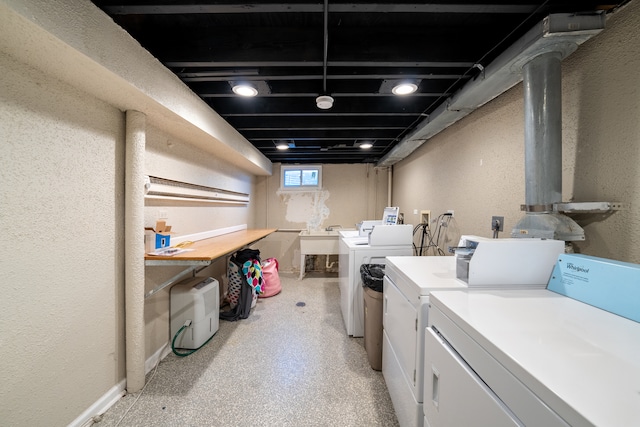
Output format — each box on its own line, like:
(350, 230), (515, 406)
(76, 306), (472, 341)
(91, 1), (626, 164)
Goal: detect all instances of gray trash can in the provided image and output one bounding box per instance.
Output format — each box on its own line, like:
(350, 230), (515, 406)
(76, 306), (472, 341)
(361, 264), (385, 371)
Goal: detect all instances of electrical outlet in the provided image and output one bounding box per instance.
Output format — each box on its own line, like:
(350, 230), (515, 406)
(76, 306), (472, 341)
(158, 210), (169, 219)
(447, 210), (454, 217)
(420, 210), (431, 224)
(491, 216), (504, 231)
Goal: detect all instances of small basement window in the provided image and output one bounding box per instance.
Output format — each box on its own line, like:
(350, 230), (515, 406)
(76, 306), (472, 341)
(281, 165), (322, 190)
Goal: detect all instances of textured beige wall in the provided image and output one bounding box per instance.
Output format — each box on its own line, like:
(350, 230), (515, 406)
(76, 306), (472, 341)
(393, 1), (640, 263)
(0, 2), (258, 425)
(0, 50), (257, 427)
(253, 163), (390, 272)
(143, 126), (254, 362)
(0, 53), (126, 425)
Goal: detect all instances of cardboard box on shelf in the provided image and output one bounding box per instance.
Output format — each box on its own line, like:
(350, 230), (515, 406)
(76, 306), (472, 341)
(145, 220), (174, 252)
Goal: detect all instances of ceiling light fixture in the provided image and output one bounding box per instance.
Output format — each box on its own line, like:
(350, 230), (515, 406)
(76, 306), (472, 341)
(359, 142), (373, 149)
(316, 95), (334, 109)
(232, 84), (258, 97)
(379, 79), (422, 96)
(392, 82), (418, 96)
(275, 140), (295, 150)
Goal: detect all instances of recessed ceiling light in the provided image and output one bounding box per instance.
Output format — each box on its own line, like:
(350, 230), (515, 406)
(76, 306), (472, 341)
(316, 95), (334, 109)
(276, 140), (294, 150)
(232, 84), (258, 97)
(392, 83), (418, 96)
(359, 142), (373, 149)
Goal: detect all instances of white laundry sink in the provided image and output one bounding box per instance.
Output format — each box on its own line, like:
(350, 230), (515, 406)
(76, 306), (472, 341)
(299, 229), (344, 279)
(299, 230), (341, 254)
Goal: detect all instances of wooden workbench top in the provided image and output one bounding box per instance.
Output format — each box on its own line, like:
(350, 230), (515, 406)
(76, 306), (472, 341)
(145, 228), (277, 262)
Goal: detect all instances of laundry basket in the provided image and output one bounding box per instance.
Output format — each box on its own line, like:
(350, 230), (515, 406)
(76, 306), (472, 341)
(361, 264), (385, 371)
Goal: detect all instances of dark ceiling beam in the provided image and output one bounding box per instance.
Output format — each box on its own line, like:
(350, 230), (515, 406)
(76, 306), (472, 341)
(249, 136), (396, 142)
(237, 126), (406, 131)
(206, 98), (432, 114)
(224, 112), (425, 117)
(166, 61), (476, 68)
(200, 92), (449, 97)
(229, 115), (415, 126)
(240, 130), (402, 138)
(182, 74), (470, 82)
(103, 4), (539, 15)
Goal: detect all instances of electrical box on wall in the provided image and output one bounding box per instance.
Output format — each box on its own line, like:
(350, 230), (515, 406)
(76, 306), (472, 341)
(420, 210), (431, 225)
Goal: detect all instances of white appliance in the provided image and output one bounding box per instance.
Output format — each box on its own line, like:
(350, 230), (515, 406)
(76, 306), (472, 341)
(383, 238), (564, 427)
(382, 256), (464, 427)
(357, 220), (382, 236)
(424, 289), (640, 427)
(338, 229), (359, 238)
(454, 235), (565, 286)
(382, 206), (400, 225)
(170, 276), (220, 349)
(355, 206), (400, 236)
(338, 225), (413, 337)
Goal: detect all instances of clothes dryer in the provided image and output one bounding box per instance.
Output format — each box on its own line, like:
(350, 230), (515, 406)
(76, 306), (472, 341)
(425, 289), (640, 427)
(383, 256), (464, 427)
(383, 237), (564, 427)
(338, 235), (411, 337)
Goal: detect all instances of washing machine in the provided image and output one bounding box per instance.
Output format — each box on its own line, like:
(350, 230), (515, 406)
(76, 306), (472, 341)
(425, 289), (640, 427)
(338, 225), (412, 337)
(383, 237), (565, 427)
(382, 256), (464, 427)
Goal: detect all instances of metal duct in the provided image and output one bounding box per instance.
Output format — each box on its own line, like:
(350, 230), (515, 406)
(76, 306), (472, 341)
(511, 52), (584, 241)
(376, 13), (606, 241)
(377, 13), (606, 167)
(511, 13), (608, 241)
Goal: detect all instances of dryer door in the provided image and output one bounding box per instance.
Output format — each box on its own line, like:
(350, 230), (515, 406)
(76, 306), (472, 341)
(338, 239), (353, 335)
(383, 275), (418, 389)
(423, 327), (522, 427)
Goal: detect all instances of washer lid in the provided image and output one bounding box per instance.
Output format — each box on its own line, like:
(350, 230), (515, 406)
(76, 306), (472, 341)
(429, 289), (640, 427)
(385, 256), (465, 298)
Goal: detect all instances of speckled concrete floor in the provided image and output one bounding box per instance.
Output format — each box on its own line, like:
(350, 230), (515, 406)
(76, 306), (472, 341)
(97, 272), (399, 427)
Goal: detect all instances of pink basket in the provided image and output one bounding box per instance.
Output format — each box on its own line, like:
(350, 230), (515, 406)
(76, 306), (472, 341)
(259, 258), (282, 298)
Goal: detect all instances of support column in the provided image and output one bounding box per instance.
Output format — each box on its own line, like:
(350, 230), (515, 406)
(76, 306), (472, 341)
(124, 110), (146, 393)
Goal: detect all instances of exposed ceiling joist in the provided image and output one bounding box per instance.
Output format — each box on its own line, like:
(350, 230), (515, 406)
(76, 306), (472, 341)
(92, 1), (628, 164)
(103, 3), (541, 15)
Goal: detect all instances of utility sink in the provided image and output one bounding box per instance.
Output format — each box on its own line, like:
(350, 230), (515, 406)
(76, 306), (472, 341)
(299, 229), (342, 279)
(299, 229), (341, 254)
(299, 230), (342, 237)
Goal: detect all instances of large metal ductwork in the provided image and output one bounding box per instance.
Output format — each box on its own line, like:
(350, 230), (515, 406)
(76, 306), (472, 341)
(510, 51), (585, 241)
(377, 12), (609, 241)
(377, 13), (607, 168)
(511, 14), (609, 241)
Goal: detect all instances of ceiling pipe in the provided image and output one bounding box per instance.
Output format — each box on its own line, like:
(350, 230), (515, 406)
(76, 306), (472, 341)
(316, 0), (334, 109)
(322, 0), (328, 94)
(377, 13), (607, 167)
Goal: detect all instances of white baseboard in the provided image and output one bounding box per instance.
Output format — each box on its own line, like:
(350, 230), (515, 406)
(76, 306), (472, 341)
(145, 342), (172, 375)
(68, 380), (126, 427)
(69, 345), (172, 427)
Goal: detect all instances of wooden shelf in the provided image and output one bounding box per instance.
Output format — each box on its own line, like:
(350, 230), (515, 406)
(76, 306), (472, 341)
(145, 228), (276, 264)
(144, 228), (277, 298)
